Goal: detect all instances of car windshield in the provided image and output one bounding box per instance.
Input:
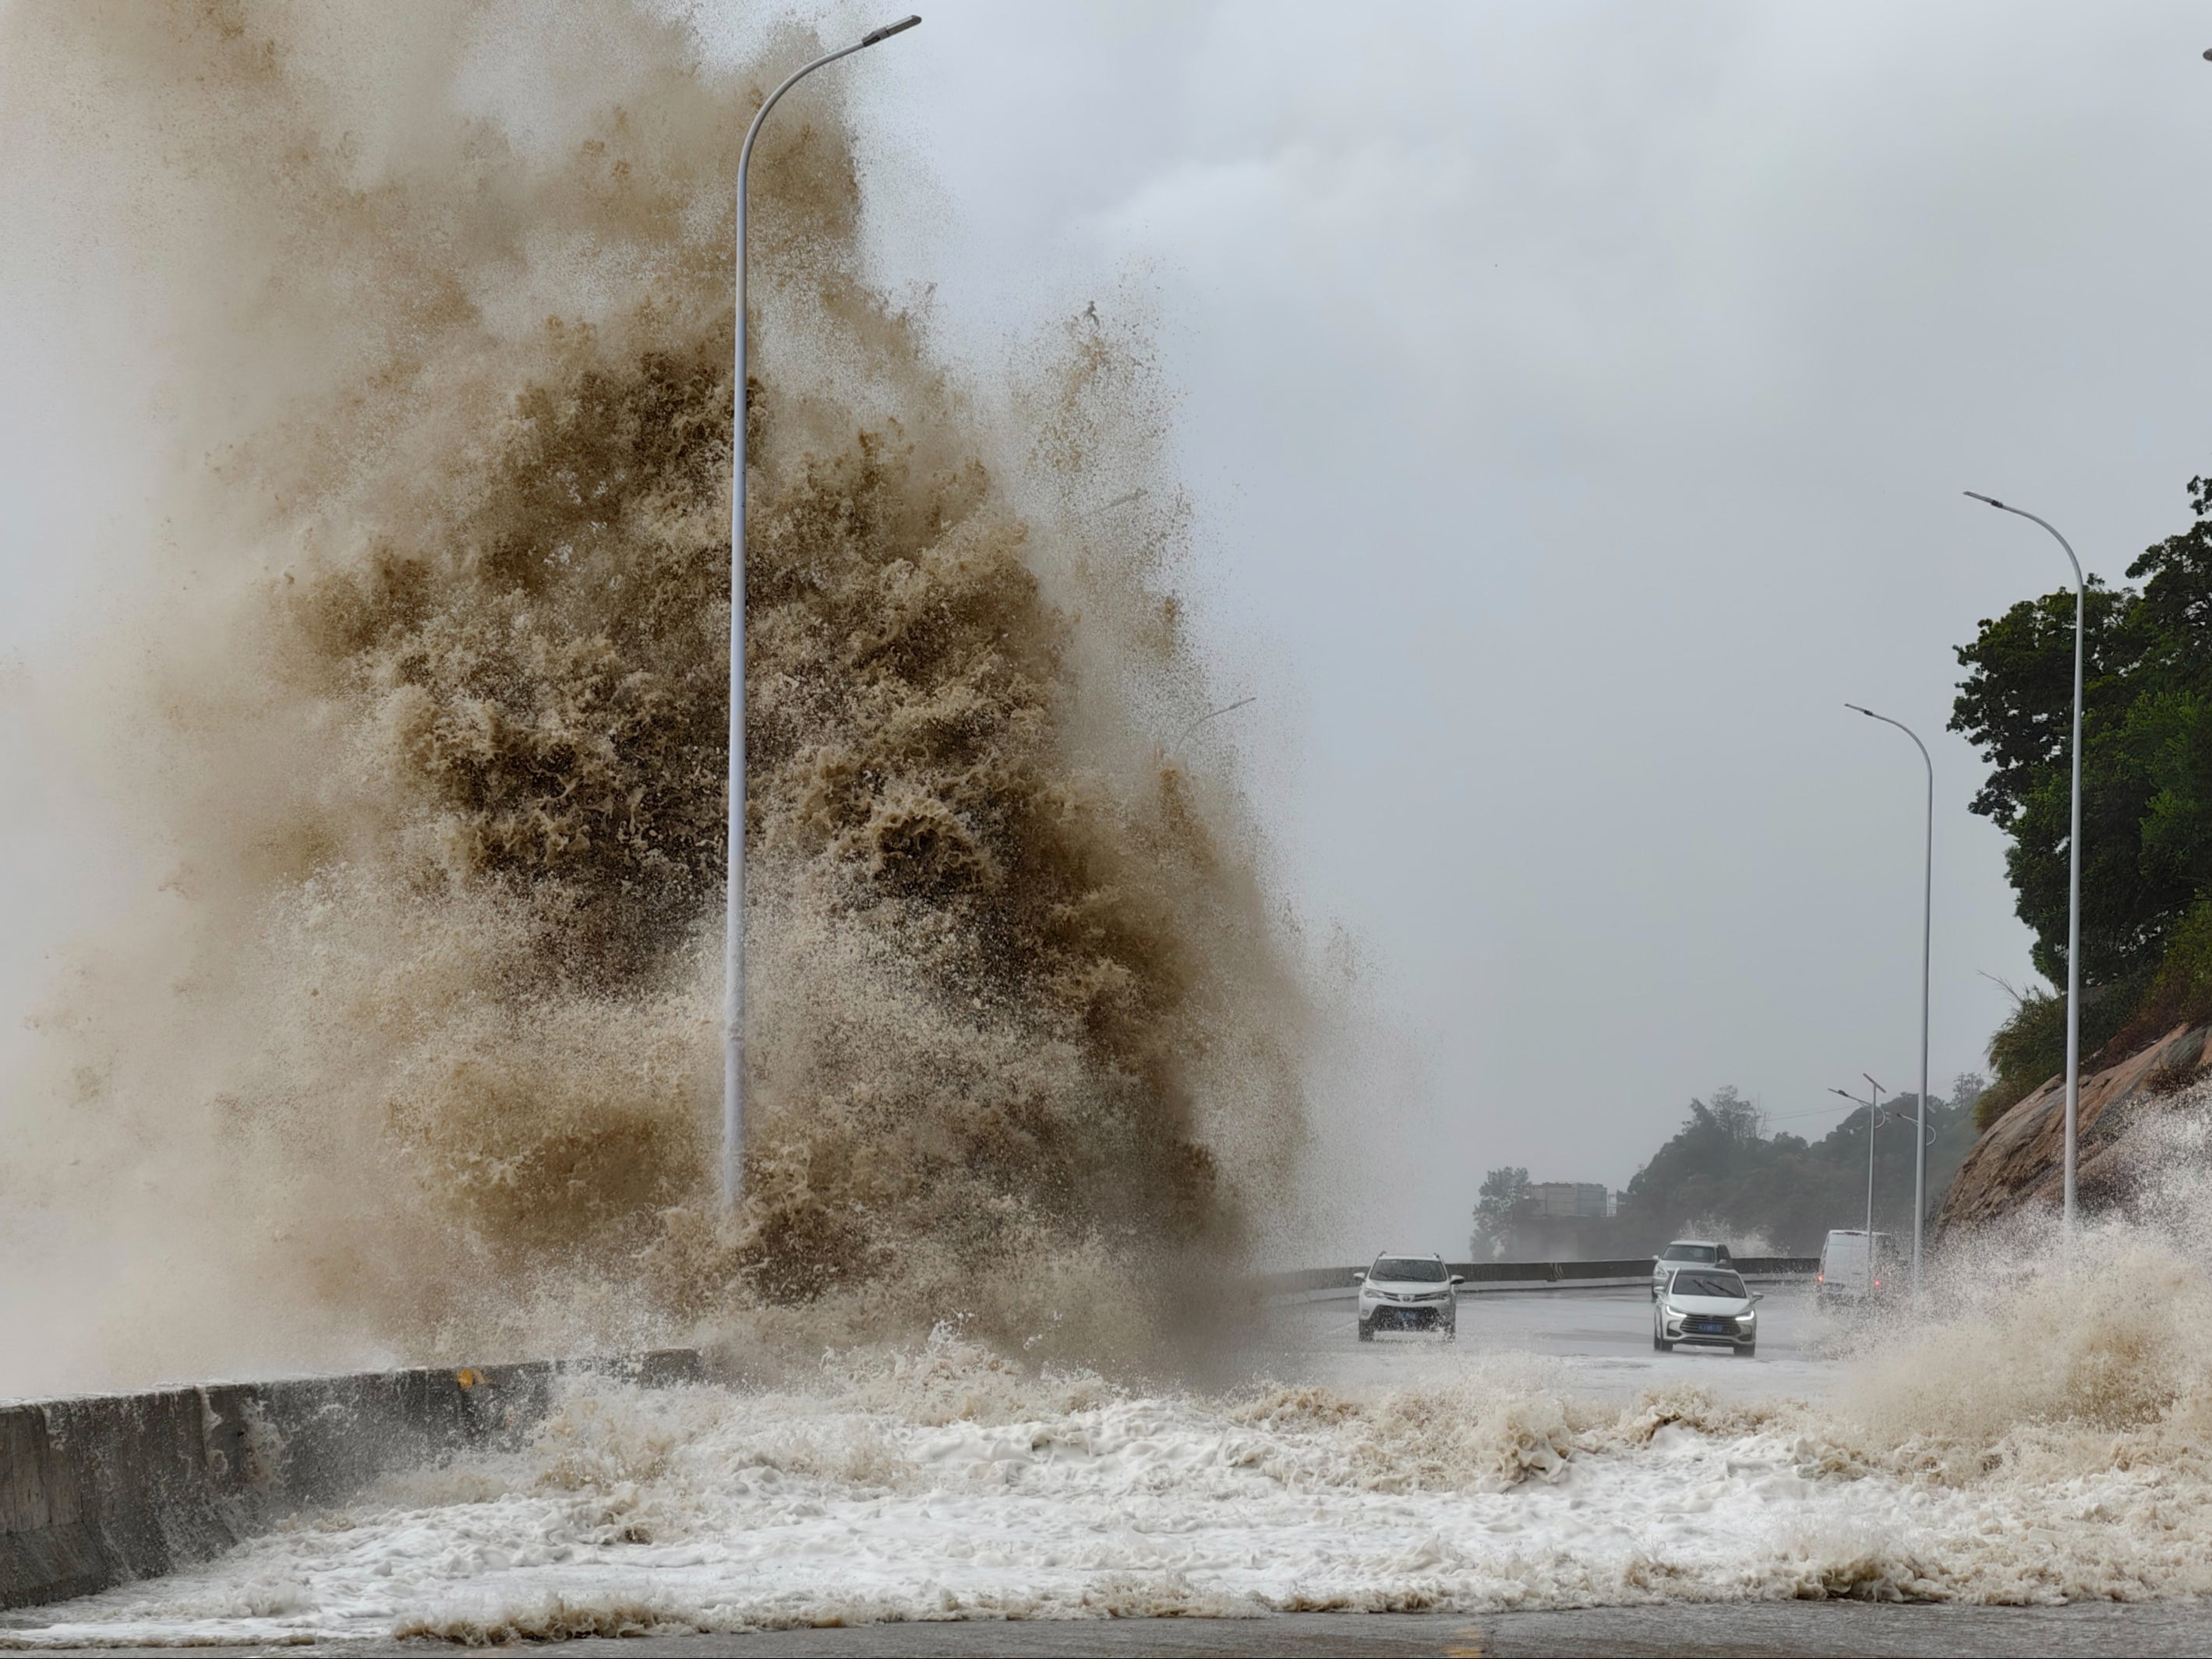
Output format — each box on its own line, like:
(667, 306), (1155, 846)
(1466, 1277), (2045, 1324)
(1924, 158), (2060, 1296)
(1371, 1257), (1447, 1283)
(1670, 1271), (1746, 1299)
(1663, 1244), (1718, 1262)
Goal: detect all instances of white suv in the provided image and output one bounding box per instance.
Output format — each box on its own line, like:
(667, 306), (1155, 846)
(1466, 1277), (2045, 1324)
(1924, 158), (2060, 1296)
(1354, 1253), (1464, 1341)
(1652, 1263), (1761, 1356)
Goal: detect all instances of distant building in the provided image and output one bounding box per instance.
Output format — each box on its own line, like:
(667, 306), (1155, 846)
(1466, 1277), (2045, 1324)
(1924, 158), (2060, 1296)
(1525, 1181), (1610, 1219)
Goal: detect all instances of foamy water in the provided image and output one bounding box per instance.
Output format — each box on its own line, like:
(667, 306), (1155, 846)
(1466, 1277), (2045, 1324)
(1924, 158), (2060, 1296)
(17, 1206), (2212, 1649)
(5, 1360), (2199, 1647)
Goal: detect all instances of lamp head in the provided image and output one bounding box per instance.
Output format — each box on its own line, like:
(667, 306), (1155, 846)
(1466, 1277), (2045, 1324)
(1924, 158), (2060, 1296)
(1963, 490), (2005, 510)
(860, 14), (922, 45)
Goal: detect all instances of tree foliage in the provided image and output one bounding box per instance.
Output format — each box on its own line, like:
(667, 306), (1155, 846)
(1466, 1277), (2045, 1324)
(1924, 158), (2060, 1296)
(1468, 1165), (1529, 1259)
(1616, 1080), (1982, 1255)
(1952, 475), (2212, 1002)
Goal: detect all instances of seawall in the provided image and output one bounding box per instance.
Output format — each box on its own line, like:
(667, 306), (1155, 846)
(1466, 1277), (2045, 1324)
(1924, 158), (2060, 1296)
(0, 1349), (700, 1613)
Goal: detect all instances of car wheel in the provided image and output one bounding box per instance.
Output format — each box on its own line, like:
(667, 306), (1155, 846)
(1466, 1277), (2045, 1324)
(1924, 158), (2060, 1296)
(1442, 1325), (1457, 1343)
(1652, 1332), (1673, 1352)
(1357, 1319), (1374, 1343)
(1737, 1343), (1756, 1358)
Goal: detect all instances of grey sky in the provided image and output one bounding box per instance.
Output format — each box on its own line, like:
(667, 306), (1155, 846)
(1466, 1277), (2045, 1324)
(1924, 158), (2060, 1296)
(850, 0), (2212, 1248)
(7, 2), (2212, 1259)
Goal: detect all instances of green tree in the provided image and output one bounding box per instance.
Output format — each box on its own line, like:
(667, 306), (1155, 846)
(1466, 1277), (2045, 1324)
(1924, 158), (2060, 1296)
(1469, 1166), (1528, 1259)
(1950, 578), (2162, 987)
(1952, 470), (2212, 1110)
(1619, 1085), (1970, 1254)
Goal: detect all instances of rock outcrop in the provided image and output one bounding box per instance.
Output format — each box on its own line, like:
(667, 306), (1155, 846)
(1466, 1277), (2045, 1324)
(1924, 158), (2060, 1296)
(1935, 1022), (2210, 1237)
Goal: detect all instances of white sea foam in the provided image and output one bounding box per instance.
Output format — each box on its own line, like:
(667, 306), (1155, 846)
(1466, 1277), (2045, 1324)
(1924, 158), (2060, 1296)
(16, 1217), (2212, 1651)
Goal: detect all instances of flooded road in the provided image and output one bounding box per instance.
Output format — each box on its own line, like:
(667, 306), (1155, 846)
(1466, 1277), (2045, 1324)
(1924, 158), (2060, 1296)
(9, 1280), (2210, 1652)
(1253, 1282), (1835, 1403)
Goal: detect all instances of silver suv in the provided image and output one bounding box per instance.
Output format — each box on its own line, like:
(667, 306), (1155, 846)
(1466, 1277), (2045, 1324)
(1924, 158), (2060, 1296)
(1354, 1252), (1464, 1341)
(1649, 1239), (1733, 1299)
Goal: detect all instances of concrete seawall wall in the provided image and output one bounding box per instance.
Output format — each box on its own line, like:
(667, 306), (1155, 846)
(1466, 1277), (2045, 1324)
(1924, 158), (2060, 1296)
(0, 1350), (700, 1613)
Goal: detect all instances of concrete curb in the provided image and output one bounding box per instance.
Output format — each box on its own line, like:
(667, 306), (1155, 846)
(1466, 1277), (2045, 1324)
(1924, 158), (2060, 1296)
(0, 1349), (701, 1614)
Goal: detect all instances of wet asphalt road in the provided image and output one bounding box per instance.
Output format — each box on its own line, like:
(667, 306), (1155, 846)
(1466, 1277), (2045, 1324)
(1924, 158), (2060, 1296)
(48, 1601), (2212, 1657)
(1250, 1278), (1839, 1404)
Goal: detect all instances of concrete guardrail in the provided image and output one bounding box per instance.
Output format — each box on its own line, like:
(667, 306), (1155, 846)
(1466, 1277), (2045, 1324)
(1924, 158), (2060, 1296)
(0, 1349), (701, 1614)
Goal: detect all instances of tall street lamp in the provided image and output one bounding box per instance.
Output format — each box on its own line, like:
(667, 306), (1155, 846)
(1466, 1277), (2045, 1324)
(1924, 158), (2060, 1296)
(725, 16), (923, 1211)
(1829, 1075), (1888, 1239)
(1963, 492), (2085, 1243)
(1845, 703), (1934, 1294)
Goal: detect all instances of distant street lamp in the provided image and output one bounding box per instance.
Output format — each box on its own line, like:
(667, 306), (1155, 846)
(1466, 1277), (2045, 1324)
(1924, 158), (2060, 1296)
(1962, 492), (2085, 1244)
(1845, 704), (1934, 1295)
(724, 16), (923, 1212)
(1829, 1075), (1888, 1239)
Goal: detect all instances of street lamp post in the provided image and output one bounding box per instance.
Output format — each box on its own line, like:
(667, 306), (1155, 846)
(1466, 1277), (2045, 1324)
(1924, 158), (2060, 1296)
(1846, 704), (1934, 1294)
(1829, 1075), (1887, 1238)
(725, 16), (922, 1211)
(1963, 492), (2086, 1244)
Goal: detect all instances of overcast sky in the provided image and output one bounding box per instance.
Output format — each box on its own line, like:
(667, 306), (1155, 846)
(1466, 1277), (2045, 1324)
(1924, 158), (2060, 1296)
(7, 2), (2212, 1257)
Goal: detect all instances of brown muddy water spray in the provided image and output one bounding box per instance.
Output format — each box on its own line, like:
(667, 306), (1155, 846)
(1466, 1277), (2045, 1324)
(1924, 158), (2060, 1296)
(19, 9), (2212, 1639)
(0, 0), (1309, 1395)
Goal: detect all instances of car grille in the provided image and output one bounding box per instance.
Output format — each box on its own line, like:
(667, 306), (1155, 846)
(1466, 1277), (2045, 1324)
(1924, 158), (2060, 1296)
(1684, 1316), (1738, 1336)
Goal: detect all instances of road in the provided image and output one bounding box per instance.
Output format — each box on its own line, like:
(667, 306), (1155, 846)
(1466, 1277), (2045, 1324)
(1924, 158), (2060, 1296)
(1248, 1281), (1835, 1403)
(41, 1601), (2212, 1657)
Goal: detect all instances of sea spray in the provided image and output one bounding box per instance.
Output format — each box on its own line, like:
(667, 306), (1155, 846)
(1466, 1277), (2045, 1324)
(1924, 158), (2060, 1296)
(27, 1202), (2212, 1650)
(0, 0), (1309, 1394)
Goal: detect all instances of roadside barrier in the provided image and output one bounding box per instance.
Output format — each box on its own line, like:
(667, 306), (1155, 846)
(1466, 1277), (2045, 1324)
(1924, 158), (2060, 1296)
(0, 1350), (700, 1613)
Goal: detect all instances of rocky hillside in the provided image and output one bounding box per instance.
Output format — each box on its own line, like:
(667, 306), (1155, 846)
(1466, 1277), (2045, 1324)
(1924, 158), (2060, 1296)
(1935, 1021), (2210, 1235)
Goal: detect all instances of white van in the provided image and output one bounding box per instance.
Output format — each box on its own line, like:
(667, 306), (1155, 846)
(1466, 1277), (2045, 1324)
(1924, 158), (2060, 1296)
(1817, 1229), (1892, 1306)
